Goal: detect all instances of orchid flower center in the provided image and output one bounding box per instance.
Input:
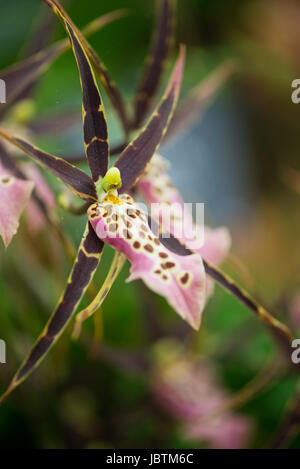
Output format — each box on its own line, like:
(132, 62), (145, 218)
(96, 167), (122, 203)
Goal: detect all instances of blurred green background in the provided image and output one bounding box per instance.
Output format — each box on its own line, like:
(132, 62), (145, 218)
(0, 0), (300, 449)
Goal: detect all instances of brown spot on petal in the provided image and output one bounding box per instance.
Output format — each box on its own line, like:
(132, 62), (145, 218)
(159, 252), (168, 259)
(133, 241), (141, 249)
(154, 269), (161, 275)
(144, 244), (154, 253)
(1, 177), (11, 184)
(165, 262), (175, 269)
(112, 213), (118, 221)
(154, 239), (160, 246)
(180, 273), (189, 285)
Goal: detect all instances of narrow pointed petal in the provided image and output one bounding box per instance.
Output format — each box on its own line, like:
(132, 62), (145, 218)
(137, 153), (231, 297)
(0, 224), (103, 404)
(0, 9), (125, 117)
(44, 0), (129, 134)
(88, 194), (206, 330)
(163, 61), (235, 144)
(0, 127), (97, 202)
(133, 0), (176, 128)
(0, 162), (34, 248)
(44, 4), (109, 182)
(115, 46), (185, 193)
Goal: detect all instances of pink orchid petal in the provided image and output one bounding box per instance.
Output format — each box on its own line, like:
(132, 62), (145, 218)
(137, 153), (231, 298)
(21, 163), (55, 233)
(184, 414), (251, 449)
(151, 344), (252, 449)
(0, 164), (34, 248)
(88, 194), (206, 330)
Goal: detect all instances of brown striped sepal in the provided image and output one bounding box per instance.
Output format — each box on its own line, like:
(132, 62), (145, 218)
(133, 0), (176, 129)
(44, 0), (129, 135)
(44, 3), (110, 182)
(0, 223), (103, 404)
(115, 45), (185, 193)
(0, 127), (97, 202)
(66, 22), (109, 182)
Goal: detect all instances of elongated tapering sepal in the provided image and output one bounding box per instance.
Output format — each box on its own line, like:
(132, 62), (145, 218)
(0, 128), (97, 202)
(44, 0), (129, 134)
(0, 223), (103, 404)
(115, 46), (185, 193)
(44, 4), (109, 182)
(133, 0), (176, 129)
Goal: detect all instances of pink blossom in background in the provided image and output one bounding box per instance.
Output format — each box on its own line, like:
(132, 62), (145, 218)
(0, 163), (34, 248)
(151, 340), (252, 449)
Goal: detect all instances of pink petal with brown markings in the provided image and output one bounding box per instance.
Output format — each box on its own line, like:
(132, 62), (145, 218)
(88, 194), (206, 330)
(0, 163), (34, 247)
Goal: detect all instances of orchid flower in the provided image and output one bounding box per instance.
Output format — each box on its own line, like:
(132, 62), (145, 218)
(0, 0), (207, 403)
(0, 0), (294, 404)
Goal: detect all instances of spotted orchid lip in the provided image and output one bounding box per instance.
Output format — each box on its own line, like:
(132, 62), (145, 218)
(88, 194), (206, 330)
